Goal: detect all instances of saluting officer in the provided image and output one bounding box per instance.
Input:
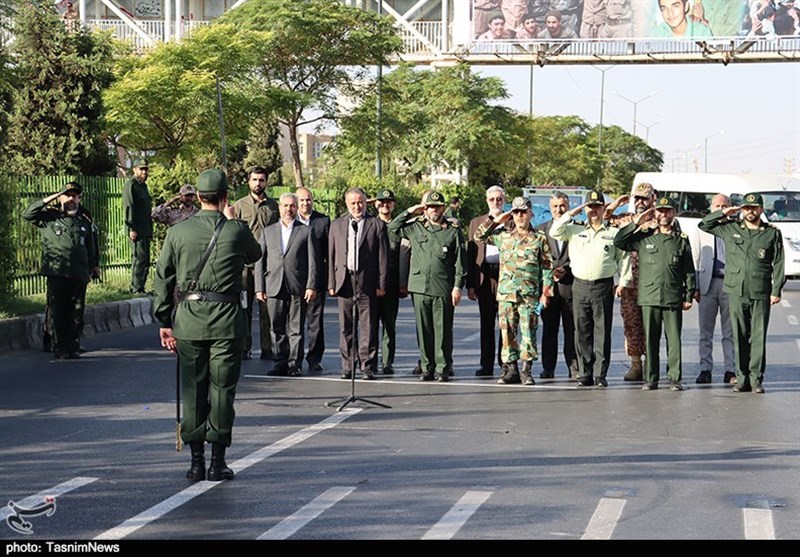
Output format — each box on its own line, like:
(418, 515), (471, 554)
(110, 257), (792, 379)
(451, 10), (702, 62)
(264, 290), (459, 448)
(23, 182), (100, 360)
(476, 197), (554, 386)
(154, 169), (262, 482)
(698, 192), (785, 394)
(614, 196), (696, 391)
(388, 190), (466, 382)
(122, 158), (153, 294)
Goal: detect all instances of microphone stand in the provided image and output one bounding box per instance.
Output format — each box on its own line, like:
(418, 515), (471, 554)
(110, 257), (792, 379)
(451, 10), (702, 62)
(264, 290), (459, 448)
(327, 219), (391, 412)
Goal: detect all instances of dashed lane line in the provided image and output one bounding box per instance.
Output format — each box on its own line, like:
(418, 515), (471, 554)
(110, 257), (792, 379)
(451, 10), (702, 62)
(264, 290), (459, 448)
(422, 490), (492, 540)
(743, 507), (775, 540)
(581, 497), (626, 540)
(257, 486), (356, 540)
(93, 408), (361, 540)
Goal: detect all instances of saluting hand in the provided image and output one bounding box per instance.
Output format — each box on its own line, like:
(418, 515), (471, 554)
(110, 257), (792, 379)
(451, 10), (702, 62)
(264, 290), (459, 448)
(722, 206), (740, 217)
(408, 204), (425, 215)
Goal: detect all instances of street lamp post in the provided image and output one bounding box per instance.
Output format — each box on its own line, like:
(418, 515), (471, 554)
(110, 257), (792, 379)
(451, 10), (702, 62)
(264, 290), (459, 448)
(704, 130), (726, 173)
(614, 90), (657, 137)
(637, 117), (665, 143)
(592, 65), (616, 157)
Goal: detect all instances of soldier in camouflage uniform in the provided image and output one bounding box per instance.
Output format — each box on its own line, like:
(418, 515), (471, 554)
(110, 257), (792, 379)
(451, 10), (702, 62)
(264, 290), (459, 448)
(607, 181), (657, 381)
(476, 197), (554, 386)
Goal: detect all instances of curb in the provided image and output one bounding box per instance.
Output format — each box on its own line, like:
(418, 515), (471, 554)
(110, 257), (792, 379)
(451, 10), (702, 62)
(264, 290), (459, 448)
(0, 297), (154, 354)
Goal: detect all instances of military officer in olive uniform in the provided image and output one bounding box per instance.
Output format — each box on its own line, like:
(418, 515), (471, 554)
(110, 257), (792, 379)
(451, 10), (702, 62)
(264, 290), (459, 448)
(122, 158), (153, 294)
(154, 169), (262, 482)
(388, 190), (466, 382)
(699, 192), (785, 394)
(614, 196), (696, 390)
(374, 189), (411, 375)
(24, 182), (100, 360)
(476, 197), (554, 386)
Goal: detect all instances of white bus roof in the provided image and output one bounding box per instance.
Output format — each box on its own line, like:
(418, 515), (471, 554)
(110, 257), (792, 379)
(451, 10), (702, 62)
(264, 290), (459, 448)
(633, 172), (799, 195)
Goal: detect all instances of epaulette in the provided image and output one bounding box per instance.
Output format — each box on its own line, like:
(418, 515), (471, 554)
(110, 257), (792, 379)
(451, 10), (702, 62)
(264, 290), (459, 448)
(680, 232), (688, 239)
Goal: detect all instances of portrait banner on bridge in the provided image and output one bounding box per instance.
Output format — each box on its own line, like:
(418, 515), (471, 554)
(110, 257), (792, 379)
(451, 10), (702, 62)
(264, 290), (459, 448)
(472, 1), (794, 42)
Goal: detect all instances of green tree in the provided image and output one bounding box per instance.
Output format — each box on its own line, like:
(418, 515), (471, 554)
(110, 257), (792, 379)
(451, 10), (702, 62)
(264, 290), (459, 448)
(587, 124), (664, 195)
(4, 2), (116, 175)
(218, 0), (403, 189)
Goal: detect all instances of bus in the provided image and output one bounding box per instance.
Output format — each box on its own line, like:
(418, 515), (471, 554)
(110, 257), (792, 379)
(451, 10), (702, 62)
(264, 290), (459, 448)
(631, 172), (800, 280)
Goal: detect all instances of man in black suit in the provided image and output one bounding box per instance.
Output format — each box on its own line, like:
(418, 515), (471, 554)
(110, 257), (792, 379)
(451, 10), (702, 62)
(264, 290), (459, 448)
(296, 187), (330, 372)
(536, 192), (579, 380)
(328, 187), (388, 380)
(255, 193), (318, 377)
(467, 185), (506, 377)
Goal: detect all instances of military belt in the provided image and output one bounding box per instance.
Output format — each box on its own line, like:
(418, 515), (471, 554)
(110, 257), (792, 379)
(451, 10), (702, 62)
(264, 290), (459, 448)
(574, 277), (614, 285)
(180, 292), (240, 304)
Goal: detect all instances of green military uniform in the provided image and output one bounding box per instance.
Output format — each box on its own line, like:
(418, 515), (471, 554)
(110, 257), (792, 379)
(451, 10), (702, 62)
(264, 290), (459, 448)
(23, 185), (98, 359)
(122, 160), (153, 293)
(698, 193), (785, 392)
(388, 191), (466, 381)
(232, 193), (279, 359)
(154, 170), (261, 456)
(614, 197), (696, 388)
(476, 197), (553, 385)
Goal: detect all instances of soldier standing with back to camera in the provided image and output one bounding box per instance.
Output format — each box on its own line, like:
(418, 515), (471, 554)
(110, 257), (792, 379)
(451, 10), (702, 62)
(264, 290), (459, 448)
(699, 192), (785, 394)
(389, 190), (466, 382)
(154, 169), (262, 482)
(24, 182), (100, 360)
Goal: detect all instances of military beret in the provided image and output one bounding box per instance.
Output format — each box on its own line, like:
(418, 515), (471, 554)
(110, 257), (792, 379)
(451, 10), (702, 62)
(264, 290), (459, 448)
(584, 189), (605, 206)
(421, 190), (445, 206)
(132, 158), (149, 169)
(376, 189), (395, 201)
(741, 192), (764, 208)
(60, 181), (82, 195)
(510, 196), (532, 212)
(196, 169), (228, 193)
(654, 196), (677, 211)
(633, 182), (654, 198)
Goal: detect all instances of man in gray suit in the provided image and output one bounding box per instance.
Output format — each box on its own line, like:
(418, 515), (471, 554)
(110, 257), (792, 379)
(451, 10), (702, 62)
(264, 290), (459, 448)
(328, 187), (388, 380)
(255, 193), (318, 377)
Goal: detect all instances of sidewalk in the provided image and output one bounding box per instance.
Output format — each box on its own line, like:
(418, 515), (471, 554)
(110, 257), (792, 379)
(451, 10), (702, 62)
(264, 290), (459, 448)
(0, 297), (154, 354)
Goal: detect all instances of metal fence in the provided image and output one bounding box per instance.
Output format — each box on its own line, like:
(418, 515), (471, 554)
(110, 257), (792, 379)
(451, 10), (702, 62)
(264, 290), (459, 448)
(13, 178), (343, 298)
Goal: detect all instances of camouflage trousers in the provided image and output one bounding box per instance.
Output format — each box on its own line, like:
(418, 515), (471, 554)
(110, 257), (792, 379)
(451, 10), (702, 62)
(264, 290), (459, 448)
(498, 299), (539, 363)
(620, 287), (645, 357)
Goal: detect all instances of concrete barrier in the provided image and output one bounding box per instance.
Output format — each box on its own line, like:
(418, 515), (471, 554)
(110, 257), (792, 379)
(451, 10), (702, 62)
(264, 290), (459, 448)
(0, 297), (154, 354)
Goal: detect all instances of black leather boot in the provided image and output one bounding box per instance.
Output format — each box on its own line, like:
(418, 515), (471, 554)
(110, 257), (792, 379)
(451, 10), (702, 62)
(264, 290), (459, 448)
(186, 441), (206, 482)
(207, 442), (234, 481)
(520, 361), (535, 386)
(498, 361), (521, 384)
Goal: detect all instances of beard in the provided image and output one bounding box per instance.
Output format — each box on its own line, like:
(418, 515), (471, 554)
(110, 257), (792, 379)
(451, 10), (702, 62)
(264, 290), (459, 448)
(427, 212), (443, 224)
(251, 186), (264, 196)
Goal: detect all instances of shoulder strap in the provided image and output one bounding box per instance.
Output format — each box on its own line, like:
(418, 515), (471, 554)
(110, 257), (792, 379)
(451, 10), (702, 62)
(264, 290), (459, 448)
(187, 217), (227, 291)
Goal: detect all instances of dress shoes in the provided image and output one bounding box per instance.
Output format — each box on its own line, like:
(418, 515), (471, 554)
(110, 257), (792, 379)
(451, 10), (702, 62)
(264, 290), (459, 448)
(724, 371), (737, 384)
(695, 370), (712, 384)
(307, 361), (323, 371)
(362, 370), (376, 380)
(576, 375), (594, 387)
(412, 361), (423, 375)
(475, 368), (493, 377)
(641, 382), (658, 390)
(437, 373), (450, 382)
(288, 366), (302, 377)
(595, 377), (608, 388)
(242, 350), (252, 361)
(381, 365), (394, 375)
(268, 364), (289, 377)
(419, 372), (434, 382)
(754, 383), (765, 394)
(670, 381), (684, 391)
(340, 372), (353, 380)
(539, 370), (555, 379)
(732, 383), (752, 393)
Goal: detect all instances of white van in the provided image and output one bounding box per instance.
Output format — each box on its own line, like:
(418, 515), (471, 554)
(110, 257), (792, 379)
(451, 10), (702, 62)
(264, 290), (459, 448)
(631, 172), (800, 280)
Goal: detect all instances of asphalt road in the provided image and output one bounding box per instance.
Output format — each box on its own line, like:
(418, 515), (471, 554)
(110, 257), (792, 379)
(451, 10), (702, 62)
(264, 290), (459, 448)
(1, 282), (799, 542)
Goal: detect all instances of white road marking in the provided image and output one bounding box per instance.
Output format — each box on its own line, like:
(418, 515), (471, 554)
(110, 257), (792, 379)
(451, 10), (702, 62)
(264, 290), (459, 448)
(94, 409), (361, 540)
(581, 497), (626, 540)
(257, 486), (355, 540)
(743, 507), (775, 540)
(422, 490), (492, 540)
(0, 477), (98, 521)
(460, 332), (481, 343)
(780, 299), (790, 308)
(788, 314), (798, 326)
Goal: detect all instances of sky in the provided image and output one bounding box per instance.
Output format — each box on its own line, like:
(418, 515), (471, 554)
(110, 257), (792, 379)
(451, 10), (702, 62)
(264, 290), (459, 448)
(474, 61), (800, 176)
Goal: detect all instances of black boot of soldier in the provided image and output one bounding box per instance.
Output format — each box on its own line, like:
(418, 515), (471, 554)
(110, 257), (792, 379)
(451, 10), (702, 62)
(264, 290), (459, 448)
(207, 442), (234, 481)
(186, 441), (206, 482)
(520, 361), (535, 385)
(498, 361), (521, 384)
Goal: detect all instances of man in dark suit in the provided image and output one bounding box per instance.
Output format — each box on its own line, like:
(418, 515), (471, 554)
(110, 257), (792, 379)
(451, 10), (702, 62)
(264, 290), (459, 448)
(296, 187), (330, 372)
(536, 192), (579, 380)
(255, 192), (318, 377)
(328, 187), (388, 380)
(467, 185), (505, 377)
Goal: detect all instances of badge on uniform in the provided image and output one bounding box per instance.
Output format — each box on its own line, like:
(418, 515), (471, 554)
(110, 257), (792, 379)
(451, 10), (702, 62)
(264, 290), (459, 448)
(758, 249), (766, 259)
(442, 246), (448, 254)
